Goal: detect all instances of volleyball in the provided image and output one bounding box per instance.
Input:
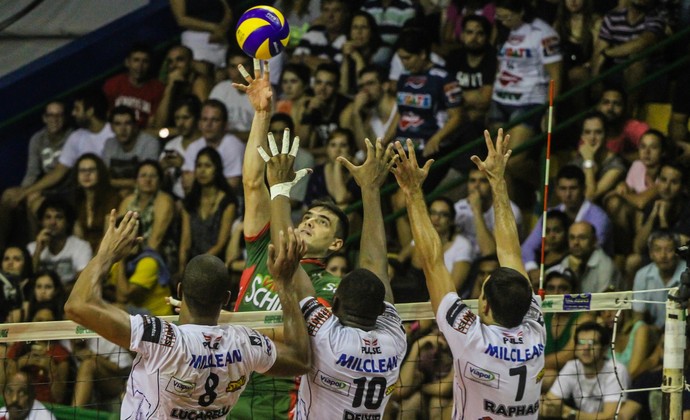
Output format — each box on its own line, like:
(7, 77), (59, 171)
(236, 6), (290, 60)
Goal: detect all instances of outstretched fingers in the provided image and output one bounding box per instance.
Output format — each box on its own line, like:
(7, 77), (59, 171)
(253, 58), (261, 80)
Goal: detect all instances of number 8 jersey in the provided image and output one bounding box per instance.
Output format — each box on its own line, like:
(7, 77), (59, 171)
(437, 292), (546, 419)
(296, 298), (407, 419)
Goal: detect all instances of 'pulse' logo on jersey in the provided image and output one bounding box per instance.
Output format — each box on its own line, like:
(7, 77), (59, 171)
(202, 333), (221, 350)
(361, 338), (381, 355)
(502, 331), (524, 344)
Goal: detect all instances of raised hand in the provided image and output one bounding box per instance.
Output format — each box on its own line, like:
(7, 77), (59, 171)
(337, 138), (398, 189)
(233, 58), (272, 112)
(259, 130), (311, 188)
(470, 129), (512, 184)
(98, 210), (141, 262)
(390, 139), (433, 195)
(267, 228), (307, 283)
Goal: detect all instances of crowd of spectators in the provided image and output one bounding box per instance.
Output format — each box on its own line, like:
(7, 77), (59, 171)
(0, 0), (690, 417)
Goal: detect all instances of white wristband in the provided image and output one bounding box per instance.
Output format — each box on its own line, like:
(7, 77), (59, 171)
(270, 182), (293, 200)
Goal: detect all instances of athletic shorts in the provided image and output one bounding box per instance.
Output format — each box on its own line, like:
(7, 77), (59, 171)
(488, 101), (544, 132)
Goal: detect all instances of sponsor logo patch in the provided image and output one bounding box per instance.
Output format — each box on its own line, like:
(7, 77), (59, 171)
(141, 315), (176, 347)
(165, 376), (195, 397)
(464, 362), (499, 389)
(343, 409), (381, 420)
(226, 375), (247, 392)
(314, 370), (351, 396)
(202, 333), (221, 350)
(563, 294), (591, 311)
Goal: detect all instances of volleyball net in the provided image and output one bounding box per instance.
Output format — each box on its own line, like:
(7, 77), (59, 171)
(0, 289), (682, 419)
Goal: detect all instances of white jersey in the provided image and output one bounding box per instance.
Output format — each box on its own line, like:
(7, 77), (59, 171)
(437, 292), (546, 419)
(122, 315), (277, 419)
(492, 18), (561, 105)
(296, 298), (407, 420)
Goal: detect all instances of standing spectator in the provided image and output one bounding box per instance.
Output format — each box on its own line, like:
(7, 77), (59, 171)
(72, 154), (120, 253)
(102, 43), (165, 128)
(182, 99), (245, 190)
(275, 63), (312, 118)
(339, 10), (386, 95)
(542, 322), (630, 419)
(596, 86), (650, 160)
(169, 0), (233, 78)
(340, 66), (397, 154)
(556, 221), (621, 293)
(293, 0), (351, 71)
(209, 49), (254, 142)
(159, 95), (202, 199)
(273, 0), (321, 49)
(593, 0), (666, 105)
(361, 0), (418, 59)
(521, 165), (612, 282)
(3, 91), (113, 215)
(0, 368), (57, 420)
(119, 161), (175, 253)
(570, 111), (626, 203)
(445, 14), (497, 124)
(632, 230), (687, 329)
(102, 106), (160, 196)
(454, 167), (522, 257)
(153, 45), (211, 130)
(27, 198), (92, 288)
(179, 147), (237, 273)
(490, 0), (562, 167)
(293, 63), (351, 159)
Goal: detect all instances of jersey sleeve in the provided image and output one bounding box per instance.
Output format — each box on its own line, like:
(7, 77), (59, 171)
(128, 257), (159, 290)
(300, 297), (334, 338)
(436, 292), (479, 342)
(237, 326), (278, 374)
(130, 314), (178, 358)
(540, 23), (562, 65)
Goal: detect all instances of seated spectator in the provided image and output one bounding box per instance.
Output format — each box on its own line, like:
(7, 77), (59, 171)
(339, 10), (386, 95)
(102, 43), (165, 128)
(604, 129), (669, 259)
(631, 162), (690, 268)
(275, 63), (312, 117)
(454, 167), (522, 257)
(596, 86), (650, 161)
(292, 0), (351, 71)
(394, 331), (454, 419)
(293, 63), (352, 160)
(632, 230), (687, 329)
(119, 160), (175, 253)
(522, 165), (612, 279)
(27, 198), (92, 288)
(179, 147), (237, 273)
(440, 0), (496, 56)
(541, 322), (630, 419)
(304, 128), (361, 209)
(445, 14), (497, 124)
(553, 0), (602, 111)
(159, 95), (202, 199)
(22, 270), (65, 323)
(182, 99), (245, 190)
(570, 111), (626, 203)
(668, 68), (690, 155)
(325, 252), (350, 278)
(273, 0), (321, 49)
(72, 154), (120, 253)
(153, 45), (211, 131)
(0, 246), (32, 323)
(102, 106), (160, 196)
(401, 197), (473, 293)
(361, 0), (417, 61)
(542, 270), (597, 393)
(6, 305), (70, 404)
(340, 66), (397, 155)
(209, 49), (254, 142)
(2, 91), (113, 225)
(460, 253), (499, 299)
(599, 306), (654, 380)
(593, 1), (666, 106)
(556, 221), (621, 293)
(0, 368), (57, 419)
(109, 217), (172, 316)
(535, 210), (571, 284)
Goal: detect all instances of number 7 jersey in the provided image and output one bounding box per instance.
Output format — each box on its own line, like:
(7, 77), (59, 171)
(296, 298), (407, 419)
(437, 292), (546, 419)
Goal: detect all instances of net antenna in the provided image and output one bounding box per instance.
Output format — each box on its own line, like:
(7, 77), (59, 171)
(537, 79), (555, 300)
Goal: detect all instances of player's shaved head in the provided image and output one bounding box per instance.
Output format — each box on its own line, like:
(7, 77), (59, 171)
(334, 268), (385, 325)
(181, 254), (229, 316)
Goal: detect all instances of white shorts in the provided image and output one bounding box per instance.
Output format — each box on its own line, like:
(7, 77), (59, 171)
(181, 30), (227, 68)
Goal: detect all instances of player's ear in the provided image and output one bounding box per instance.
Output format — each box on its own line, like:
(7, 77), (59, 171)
(328, 238), (344, 253)
(177, 283), (183, 299)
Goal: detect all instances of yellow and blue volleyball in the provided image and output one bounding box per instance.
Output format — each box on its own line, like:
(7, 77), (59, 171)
(236, 6), (290, 60)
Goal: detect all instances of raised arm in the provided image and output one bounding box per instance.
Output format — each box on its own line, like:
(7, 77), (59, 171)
(338, 138), (397, 302)
(391, 139), (453, 314)
(64, 210), (138, 350)
(470, 130), (529, 281)
(233, 59), (274, 236)
(264, 228), (312, 376)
